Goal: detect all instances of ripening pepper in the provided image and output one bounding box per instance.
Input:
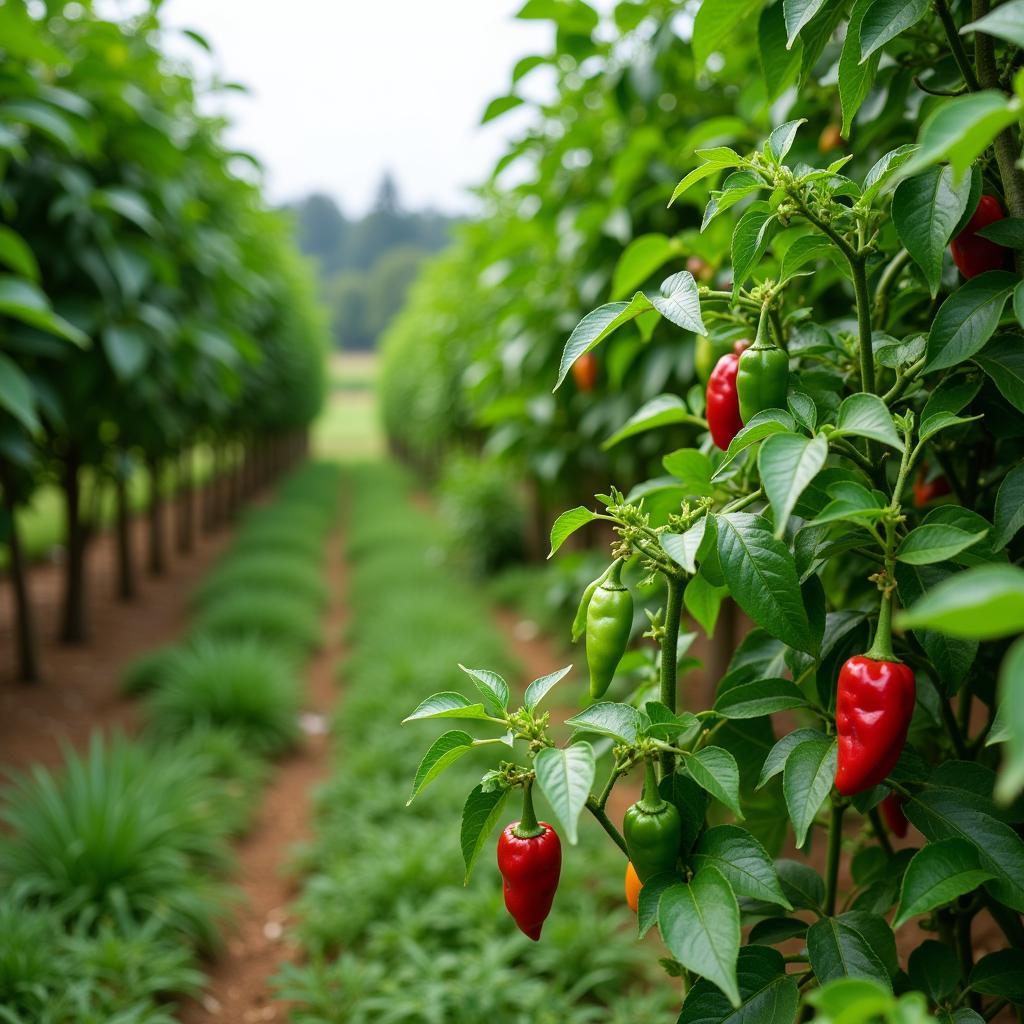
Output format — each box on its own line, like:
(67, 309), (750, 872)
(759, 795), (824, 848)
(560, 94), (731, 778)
(585, 559), (633, 699)
(572, 351), (598, 392)
(623, 761), (682, 883)
(706, 349), (744, 450)
(912, 464), (952, 508)
(951, 195), (1007, 279)
(880, 793), (909, 839)
(695, 334), (740, 384)
(835, 653), (916, 797)
(497, 785), (561, 941)
(624, 861), (642, 913)
(736, 334), (789, 423)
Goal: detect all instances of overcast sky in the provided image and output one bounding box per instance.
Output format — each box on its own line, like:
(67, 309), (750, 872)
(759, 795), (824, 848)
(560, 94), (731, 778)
(159, 1), (553, 216)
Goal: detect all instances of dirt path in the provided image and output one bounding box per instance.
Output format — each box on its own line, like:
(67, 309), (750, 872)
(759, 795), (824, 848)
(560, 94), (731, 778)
(178, 507), (348, 1023)
(0, 489), (235, 774)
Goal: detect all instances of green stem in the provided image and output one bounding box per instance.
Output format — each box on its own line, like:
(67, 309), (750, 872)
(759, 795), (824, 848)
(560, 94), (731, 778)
(639, 758), (667, 813)
(721, 487), (764, 513)
(585, 795), (628, 855)
(824, 801), (845, 917)
(514, 779), (544, 839)
(851, 256), (876, 395)
(868, 807), (895, 858)
(660, 574), (684, 777)
(935, 0), (981, 90)
(873, 248), (911, 330)
(864, 588), (896, 662)
(597, 763), (621, 810)
(882, 357), (926, 404)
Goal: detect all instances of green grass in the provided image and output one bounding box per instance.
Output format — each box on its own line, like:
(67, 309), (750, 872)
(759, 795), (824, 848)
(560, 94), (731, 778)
(191, 554), (329, 613)
(313, 352), (383, 460)
(275, 462), (675, 1024)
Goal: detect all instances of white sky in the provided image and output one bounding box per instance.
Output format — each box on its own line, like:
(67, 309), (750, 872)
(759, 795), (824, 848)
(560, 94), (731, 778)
(159, 1), (554, 216)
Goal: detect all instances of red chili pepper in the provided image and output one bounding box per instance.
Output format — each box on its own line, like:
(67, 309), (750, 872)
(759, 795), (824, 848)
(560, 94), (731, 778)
(496, 786), (561, 940)
(572, 352), (598, 392)
(912, 465), (952, 509)
(835, 655), (916, 796)
(880, 793), (909, 839)
(950, 195), (1007, 279)
(706, 341), (749, 450)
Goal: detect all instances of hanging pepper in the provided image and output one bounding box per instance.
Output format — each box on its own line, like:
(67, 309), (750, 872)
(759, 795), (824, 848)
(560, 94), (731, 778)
(950, 195), (1007, 279)
(736, 312), (789, 423)
(880, 793), (909, 839)
(696, 334), (741, 384)
(572, 351), (598, 392)
(912, 464), (951, 508)
(623, 761), (682, 883)
(835, 598), (916, 797)
(497, 783), (561, 941)
(571, 563), (613, 642)
(706, 342), (748, 450)
(586, 559), (633, 699)
(624, 861), (642, 913)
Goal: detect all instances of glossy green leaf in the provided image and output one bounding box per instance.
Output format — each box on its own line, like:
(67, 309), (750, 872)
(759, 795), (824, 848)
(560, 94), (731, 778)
(460, 784), (510, 883)
(783, 738), (837, 846)
(533, 742), (595, 844)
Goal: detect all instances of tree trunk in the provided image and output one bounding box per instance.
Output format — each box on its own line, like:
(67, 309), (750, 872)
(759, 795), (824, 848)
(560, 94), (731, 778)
(114, 468), (136, 601)
(2, 475), (39, 682)
(202, 445), (216, 533)
(146, 456), (165, 576)
(60, 446), (86, 643)
(177, 449), (194, 554)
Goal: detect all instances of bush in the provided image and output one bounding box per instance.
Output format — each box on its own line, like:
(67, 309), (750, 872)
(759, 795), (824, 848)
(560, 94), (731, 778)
(0, 737), (236, 950)
(191, 553), (329, 613)
(146, 636), (301, 756)
(120, 644), (185, 696)
(194, 590), (322, 654)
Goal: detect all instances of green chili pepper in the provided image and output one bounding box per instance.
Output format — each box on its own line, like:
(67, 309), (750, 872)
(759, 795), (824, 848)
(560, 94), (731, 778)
(585, 559), (632, 700)
(695, 329), (748, 384)
(623, 761), (681, 883)
(571, 563), (613, 643)
(735, 315), (789, 423)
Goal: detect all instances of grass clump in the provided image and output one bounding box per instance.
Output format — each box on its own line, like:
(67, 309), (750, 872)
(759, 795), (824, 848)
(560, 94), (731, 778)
(146, 636), (301, 756)
(194, 590), (322, 654)
(192, 553), (328, 613)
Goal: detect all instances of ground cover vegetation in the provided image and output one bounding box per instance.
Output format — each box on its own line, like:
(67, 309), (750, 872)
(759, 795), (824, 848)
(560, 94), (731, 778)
(383, 1), (1024, 1020)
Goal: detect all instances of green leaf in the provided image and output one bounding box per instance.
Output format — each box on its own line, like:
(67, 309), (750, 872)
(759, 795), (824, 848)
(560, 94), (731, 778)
(859, 0), (929, 62)
(693, 0), (764, 67)
(909, 940), (961, 1003)
(637, 871), (676, 939)
(810, 481), (886, 527)
(839, 0), (880, 136)
(776, 859), (825, 912)
(713, 411), (796, 480)
(408, 731), (475, 804)
(896, 524), (988, 565)
(659, 867), (742, 1007)
(0, 276), (88, 346)
(783, 0), (827, 47)
(893, 167), (971, 296)
(652, 270), (706, 334)
(758, 728), (824, 788)
(678, 944), (799, 1023)
(807, 912), (896, 989)
(714, 678), (808, 719)
(975, 217), (1024, 249)
(0, 226), (39, 281)
(960, 0), (1024, 47)
(894, 838), (996, 927)
(766, 119), (806, 161)
(554, 293), (655, 390)
(663, 524), (706, 574)
(693, 825), (792, 908)
(926, 272), (1018, 371)
(895, 565), (1024, 640)
(687, 746), (744, 818)
(524, 665), (573, 711)
(457, 665), (510, 715)
(564, 702), (641, 743)
(716, 512), (816, 655)
(511, 54), (547, 82)
(533, 742), (595, 844)
(481, 94), (524, 124)
(603, 394), (706, 449)
(663, 448), (715, 496)
(969, 950), (1024, 1002)
(918, 410), (983, 443)
(758, 433), (828, 539)
(898, 92), (1022, 183)
(832, 393), (904, 450)
(779, 235), (847, 282)
(759, 3), (803, 102)
(0, 353), (39, 432)
(974, 334), (1024, 413)
(994, 638), (1024, 804)
(548, 506), (597, 557)
(403, 692), (492, 723)
(102, 324), (150, 380)
(461, 784), (510, 883)
(669, 160), (734, 207)
(612, 234), (676, 298)
(731, 202), (777, 293)
(685, 572), (728, 637)
(783, 738), (837, 846)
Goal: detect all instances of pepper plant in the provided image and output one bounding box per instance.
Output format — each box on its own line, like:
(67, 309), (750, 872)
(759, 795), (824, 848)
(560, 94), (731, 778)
(403, 0), (1024, 1020)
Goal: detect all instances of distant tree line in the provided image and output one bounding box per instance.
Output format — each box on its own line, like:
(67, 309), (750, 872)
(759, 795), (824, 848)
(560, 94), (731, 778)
(287, 176), (457, 351)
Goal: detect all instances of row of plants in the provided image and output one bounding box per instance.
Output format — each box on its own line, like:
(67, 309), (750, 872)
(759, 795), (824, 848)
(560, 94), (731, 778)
(0, 1), (327, 680)
(0, 461), (340, 1022)
(275, 462), (676, 1024)
(381, 0), (1024, 1021)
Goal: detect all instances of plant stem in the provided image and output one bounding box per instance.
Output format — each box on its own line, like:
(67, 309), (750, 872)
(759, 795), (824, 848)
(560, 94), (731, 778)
(585, 795), (628, 855)
(868, 807), (895, 858)
(597, 763), (621, 810)
(660, 575), (684, 777)
(824, 801), (845, 916)
(514, 779), (544, 839)
(721, 487), (764, 513)
(935, 0), (981, 90)
(851, 256), (876, 394)
(873, 248), (911, 329)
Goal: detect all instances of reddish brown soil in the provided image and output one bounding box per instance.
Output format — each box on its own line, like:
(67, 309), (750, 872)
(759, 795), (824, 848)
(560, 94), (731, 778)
(0, 489), (234, 773)
(178, 525), (346, 1023)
